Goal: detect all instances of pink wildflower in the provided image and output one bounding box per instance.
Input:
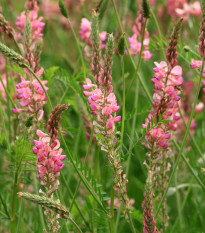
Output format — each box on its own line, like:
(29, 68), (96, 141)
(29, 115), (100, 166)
(176, 2), (201, 21)
(79, 18), (107, 49)
(83, 78), (120, 132)
(16, 9), (45, 41)
(128, 10), (152, 60)
(12, 68), (48, 121)
(190, 59), (205, 93)
(167, 0), (186, 16)
(143, 61), (183, 151)
(33, 130), (66, 185)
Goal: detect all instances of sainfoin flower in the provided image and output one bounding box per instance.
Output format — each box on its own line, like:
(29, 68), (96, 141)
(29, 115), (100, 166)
(32, 129), (66, 185)
(79, 18), (107, 49)
(143, 61), (183, 150)
(83, 79), (121, 132)
(190, 59), (205, 93)
(12, 68), (48, 122)
(167, 0), (201, 19)
(176, 2), (201, 21)
(16, 8), (45, 40)
(128, 10), (152, 60)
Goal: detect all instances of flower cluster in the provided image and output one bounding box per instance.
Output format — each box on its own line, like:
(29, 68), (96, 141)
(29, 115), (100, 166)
(143, 61), (183, 150)
(167, 0), (201, 20)
(128, 10), (152, 60)
(16, 6), (45, 41)
(12, 68), (48, 122)
(83, 78), (121, 133)
(190, 59), (205, 93)
(176, 1), (201, 21)
(32, 129), (66, 185)
(79, 18), (107, 49)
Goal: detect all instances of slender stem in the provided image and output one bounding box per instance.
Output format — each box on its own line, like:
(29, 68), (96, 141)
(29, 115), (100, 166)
(61, 174), (91, 231)
(116, 78), (139, 230)
(155, 60), (205, 218)
(0, 75), (16, 107)
(65, 18), (86, 80)
(5, 58), (12, 143)
(10, 169), (18, 233)
(178, 107), (205, 163)
(128, 211), (136, 233)
(120, 56), (125, 150)
(110, 186), (116, 233)
(85, 125), (94, 167)
(126, 17), (148, 98)
(174, 166), (182, 232)
(33, 173), (46, 230)
(116, 79), (140, 231)
(68, 217), (83, 233)
(111, 0), (152, 104)
(12, 36), (23, 56)
(69, 125), (94, 212)
(111, 0), (123, 33)
(171, 179), (193, 233)
(150, 9), (166, 59)
(69, 181), (81, 212)
(0, 100), (10, 150)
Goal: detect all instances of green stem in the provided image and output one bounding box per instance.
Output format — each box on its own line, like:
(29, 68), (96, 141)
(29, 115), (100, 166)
(110, 186), (115, 233)
(171, 179), (193, 233)
(65, 18), (86, 80)
(178, 107), (205, 163)
(174, 166), (182, 232)
(116, 78), (139, 231)
(61, 174), (91, 231)
(5, 58), (12, 143)
(33, 173), (46, 230)
(0, 75), (16, 107)
(69, 181), (81, 212)
(0, 99), (10, 150)
(10, 170), (18, 233)
(120, 56), (125, 150)
(126, 17), (148, 98)
(68, 217), (83, 233)
(150, 9), (166, 59)
(155, 60), (205, 218)
(128, 211), (136, 233)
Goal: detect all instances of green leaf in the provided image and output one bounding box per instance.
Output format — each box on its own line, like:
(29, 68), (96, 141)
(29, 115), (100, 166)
(43, 66), (59, 81)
